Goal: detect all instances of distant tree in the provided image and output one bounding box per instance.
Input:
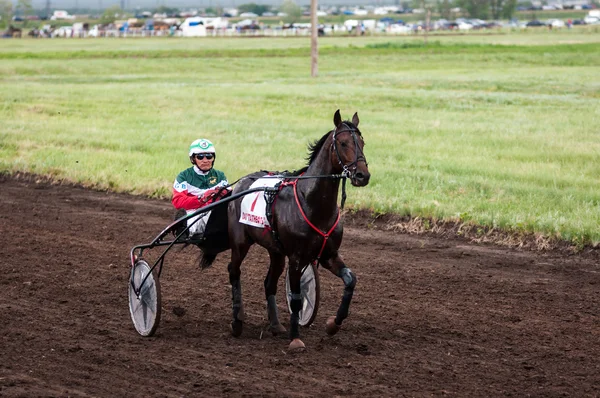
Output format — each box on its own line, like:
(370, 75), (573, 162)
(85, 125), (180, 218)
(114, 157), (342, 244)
(0, 0), (13, 28)
(411, 0), (437, 18)
(153, 5), (179, 16)
(238, 3), (270, 16)
(455, 0), (489, 19)
(16, 0), (32, 16)
(437, 0), (453, 19)
(411, 0), (434, 10)
(100, 5), (123, 25)
(279, 0), (302, 23)
(15, 0), (33, 27)
(204, 7), (218, 15)
(492, 0), (517, 19)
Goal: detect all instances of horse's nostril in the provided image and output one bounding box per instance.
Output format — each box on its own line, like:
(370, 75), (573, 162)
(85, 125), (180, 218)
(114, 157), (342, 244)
(355, 172), (364, 180)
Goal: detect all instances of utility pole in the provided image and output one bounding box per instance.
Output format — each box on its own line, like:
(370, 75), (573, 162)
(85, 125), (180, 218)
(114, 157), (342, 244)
(310, 0), (318, 77)
(45, 0), (51, 19)
(424, 8), (430, 45)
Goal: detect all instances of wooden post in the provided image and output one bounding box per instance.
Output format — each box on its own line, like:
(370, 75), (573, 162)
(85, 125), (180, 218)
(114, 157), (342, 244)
(310, 0), (318, 77)
(424, 8), (431, 45)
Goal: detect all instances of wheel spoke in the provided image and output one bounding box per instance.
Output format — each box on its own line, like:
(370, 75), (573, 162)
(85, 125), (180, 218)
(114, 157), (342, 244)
(304, 295), (314, 311)
(131, 300), (143, 315)
(140, 294), (157, 313)
(142, 300), (149, 325)
(139, 282), (154, 296)
(300, 276), (314, 290)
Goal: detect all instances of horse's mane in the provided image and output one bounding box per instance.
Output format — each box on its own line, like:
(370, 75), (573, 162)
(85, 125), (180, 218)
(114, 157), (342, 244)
(285, 166), (308, 177)
(256, 167), (307, 178)
(255, 121), (361, 178)
(306, 121), (361, 166)
(306, 130), (331, 166)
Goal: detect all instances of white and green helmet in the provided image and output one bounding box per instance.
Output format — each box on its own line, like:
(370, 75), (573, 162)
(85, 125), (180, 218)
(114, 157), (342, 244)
(188, 138), (216, 157)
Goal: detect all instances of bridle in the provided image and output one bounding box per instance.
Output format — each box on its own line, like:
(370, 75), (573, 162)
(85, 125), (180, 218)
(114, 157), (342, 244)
(331, 123), (368, 180)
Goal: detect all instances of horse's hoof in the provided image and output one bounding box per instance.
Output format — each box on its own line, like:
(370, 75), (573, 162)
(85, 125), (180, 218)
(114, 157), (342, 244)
(269, 323), (287, 336)
(288, 338), (306, 351)
(230, 319), (243, 337)
(325, 316), (341, 336)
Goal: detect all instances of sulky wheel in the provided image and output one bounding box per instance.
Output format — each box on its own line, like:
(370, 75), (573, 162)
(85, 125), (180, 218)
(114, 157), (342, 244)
(128, 259), (162, 337)
(285, 262), (320, 327)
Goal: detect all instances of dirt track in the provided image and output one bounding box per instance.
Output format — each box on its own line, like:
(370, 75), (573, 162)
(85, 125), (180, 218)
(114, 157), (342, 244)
(1, 174), (599, 397)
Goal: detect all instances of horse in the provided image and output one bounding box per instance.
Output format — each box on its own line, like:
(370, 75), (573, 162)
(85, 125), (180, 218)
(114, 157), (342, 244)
(226, 110), (370, 350)
(3, 25), (22, 38)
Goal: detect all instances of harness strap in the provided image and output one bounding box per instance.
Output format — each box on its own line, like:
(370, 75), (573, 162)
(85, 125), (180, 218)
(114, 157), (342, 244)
(264, 181), (285, 249)
(341, 177), (347, 210)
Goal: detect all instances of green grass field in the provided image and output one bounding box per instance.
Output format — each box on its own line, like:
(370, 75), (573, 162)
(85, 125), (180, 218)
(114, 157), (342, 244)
(1, 33), (599, 246)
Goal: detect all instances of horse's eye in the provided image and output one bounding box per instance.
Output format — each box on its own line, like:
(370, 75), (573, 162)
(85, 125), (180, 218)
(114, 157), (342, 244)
(341, 142), (348, 148)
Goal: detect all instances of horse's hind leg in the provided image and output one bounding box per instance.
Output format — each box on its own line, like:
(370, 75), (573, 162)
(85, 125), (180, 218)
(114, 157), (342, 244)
(264, 251), (286, 335)
(320, 254), (357, 336)
(228, 243), (250, 337)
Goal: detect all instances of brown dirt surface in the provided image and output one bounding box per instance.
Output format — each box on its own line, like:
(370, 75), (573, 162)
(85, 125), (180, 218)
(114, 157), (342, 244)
(1, 174), (599, 397)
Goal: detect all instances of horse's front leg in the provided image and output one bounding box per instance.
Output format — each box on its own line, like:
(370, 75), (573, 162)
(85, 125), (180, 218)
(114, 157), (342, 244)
(320, 254), (357, 336)
(264, 251), (286, 336)
(228, 244), (249, 337)
(287, 257), (306, 350)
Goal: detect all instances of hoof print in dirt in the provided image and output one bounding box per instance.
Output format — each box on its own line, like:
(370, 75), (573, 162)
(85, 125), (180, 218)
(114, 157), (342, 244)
(172, 307), (186, 317)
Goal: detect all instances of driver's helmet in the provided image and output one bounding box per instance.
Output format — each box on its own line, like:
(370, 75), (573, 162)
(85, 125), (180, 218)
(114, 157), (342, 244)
(189, 139), (216, 157)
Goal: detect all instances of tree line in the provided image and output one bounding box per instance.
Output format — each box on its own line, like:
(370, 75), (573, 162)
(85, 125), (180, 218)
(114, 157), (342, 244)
(421, 0), (518, 20)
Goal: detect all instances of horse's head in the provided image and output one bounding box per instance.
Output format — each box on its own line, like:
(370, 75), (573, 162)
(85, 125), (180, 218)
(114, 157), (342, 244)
(331, 110), (370, 187)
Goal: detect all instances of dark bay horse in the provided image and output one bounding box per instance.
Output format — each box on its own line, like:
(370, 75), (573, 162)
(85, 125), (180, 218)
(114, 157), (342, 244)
(227, 110), (370, 350)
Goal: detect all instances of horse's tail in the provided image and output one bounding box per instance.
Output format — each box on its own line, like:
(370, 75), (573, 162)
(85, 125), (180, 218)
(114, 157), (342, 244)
(198, 250), (218, 270)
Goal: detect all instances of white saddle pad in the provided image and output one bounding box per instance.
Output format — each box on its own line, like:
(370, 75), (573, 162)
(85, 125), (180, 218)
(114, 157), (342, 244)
(239, 177), (282, 228)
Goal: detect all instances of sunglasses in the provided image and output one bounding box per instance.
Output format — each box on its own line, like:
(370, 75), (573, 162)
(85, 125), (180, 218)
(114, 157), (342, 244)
(194, 153), (214, 160)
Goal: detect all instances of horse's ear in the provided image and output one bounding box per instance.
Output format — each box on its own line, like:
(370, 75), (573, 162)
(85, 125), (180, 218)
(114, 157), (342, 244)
(334, 109), (342, 128)
(352, 112), (359, 127)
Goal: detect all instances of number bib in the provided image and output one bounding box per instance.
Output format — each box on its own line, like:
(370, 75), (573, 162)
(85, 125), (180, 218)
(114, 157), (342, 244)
(239, 177), (282, 228)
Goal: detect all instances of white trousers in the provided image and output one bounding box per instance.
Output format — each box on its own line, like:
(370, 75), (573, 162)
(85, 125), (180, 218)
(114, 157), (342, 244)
(187, 210), (212, 237)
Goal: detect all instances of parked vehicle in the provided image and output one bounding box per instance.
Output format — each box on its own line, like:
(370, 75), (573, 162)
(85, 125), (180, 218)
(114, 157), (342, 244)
(387, 23), (412, 34)
(546, 19), (565, 28)
(458, 21), (474, 30)
(526, 20), (545, 27)
(52, 25), (73, 37)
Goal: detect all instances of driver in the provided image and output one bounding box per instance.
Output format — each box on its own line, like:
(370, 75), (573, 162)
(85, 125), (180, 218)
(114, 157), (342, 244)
(172, 138), (229, 238)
